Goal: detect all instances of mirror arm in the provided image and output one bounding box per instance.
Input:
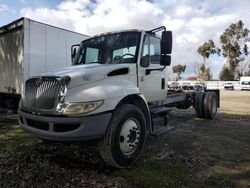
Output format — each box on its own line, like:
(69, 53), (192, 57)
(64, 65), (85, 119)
(146, 66), (166, 75)
(71, 44), (80, 62)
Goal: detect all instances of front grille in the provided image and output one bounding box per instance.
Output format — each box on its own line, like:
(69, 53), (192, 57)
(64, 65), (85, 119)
(25, 118), (80, 132)
(54, 123), (80, 132)
(23, 77), (66, 111)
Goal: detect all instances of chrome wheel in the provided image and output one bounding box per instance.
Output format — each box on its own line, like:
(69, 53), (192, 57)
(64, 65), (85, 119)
(99, 104), (147, 167)
(119, 118), (140, 155)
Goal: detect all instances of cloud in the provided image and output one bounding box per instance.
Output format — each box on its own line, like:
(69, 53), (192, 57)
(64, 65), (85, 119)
(20, 0), (250, 79)
(0, 4), (9, 12)
(20, 0), (166, 34)
(0, 4), (15, 13)
(20, 7), (76, 30)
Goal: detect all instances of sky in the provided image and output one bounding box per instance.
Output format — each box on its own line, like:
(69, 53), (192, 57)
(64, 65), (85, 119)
(1, 0), (250, 79)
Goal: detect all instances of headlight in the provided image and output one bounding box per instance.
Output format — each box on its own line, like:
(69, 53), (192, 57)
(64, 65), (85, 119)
(62, 100), (103, 115)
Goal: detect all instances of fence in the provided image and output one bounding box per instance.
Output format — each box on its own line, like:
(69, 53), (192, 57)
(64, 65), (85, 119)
(167, 81), (241, 90)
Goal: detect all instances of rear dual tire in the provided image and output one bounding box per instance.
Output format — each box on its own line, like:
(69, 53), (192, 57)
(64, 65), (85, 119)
(195, 92), (217, 119)
(194, 92), (205, 118)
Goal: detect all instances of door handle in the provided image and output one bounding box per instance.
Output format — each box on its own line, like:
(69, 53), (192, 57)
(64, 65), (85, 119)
(146, 67), (165, 75)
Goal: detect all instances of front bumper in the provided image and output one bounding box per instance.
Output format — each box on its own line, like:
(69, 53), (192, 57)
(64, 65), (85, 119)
(18, 110), (112, 141)
(241, 86), (250, 90)
(224, 86), (234, 90)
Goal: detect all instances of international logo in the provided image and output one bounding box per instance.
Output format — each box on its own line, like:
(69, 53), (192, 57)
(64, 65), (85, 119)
(82, 74), (91, 81)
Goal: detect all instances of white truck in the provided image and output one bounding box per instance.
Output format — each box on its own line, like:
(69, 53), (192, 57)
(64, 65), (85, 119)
(0, 18), (88, 111)
(18, 26), (220, 168)
(240, 76), (250, 91)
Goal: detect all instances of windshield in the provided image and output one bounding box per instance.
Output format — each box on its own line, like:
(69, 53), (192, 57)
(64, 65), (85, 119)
(73, 32), (141, 65)
(241, 81), (250, 85)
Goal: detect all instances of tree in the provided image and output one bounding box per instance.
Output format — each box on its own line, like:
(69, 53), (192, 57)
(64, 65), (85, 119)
(197, 40), (220, 80)
(236, 61), (250, 79)
(172, 64), (186, 80)
(245, 70), (250, 76)
(246, 63), (250, 76)
(187, 76), (199, 81)
(198, 40), (221, 66)
(200, 63), (212, 80)
(219, 66), (234, 81)
(244, 63), (250, 76)
(191, 61), (212, 80)
(220, 20), (250, 77)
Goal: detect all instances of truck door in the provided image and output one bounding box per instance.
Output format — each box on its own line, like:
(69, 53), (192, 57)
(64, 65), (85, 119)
(138, 34), (166, 102)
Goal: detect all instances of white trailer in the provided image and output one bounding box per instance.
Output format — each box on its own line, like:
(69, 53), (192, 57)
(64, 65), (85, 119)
(0, 18), (88, 110)
(240, 76), (250, 90)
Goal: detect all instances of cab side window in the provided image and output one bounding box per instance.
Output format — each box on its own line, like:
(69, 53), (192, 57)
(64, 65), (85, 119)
(140, 35), (160, 67)
(150, 37), (160, 64)
(140, 35), (150, 67)
(85, 47), (99, 64)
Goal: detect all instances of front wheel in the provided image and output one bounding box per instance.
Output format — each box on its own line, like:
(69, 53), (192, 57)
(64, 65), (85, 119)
(99, 104), (147, 168)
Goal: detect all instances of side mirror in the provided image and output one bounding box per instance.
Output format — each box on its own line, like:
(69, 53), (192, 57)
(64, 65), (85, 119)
(71, 44), (80, 62)
(161, 31), (172, 66)
(160, 55), (171, 66)
(161, 31), (172, 54)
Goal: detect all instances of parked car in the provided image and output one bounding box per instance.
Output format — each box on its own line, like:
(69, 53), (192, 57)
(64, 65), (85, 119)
(224, 82), (234, 90)
(181, 82), (193, 90)
(169, 81), (181, 90)
(240, 76), (250, 91)
(194, 82), (206, 91)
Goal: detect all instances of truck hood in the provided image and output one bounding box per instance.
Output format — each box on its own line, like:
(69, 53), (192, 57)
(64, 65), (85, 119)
(41, 63), (132, 88)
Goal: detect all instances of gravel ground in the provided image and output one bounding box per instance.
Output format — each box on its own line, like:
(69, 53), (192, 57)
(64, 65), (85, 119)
(0, 90), (249, 187)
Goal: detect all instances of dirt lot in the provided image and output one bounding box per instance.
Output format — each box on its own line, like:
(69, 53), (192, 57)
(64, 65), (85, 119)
(0, 91), (249, 188)
(219, 90), (250, 115)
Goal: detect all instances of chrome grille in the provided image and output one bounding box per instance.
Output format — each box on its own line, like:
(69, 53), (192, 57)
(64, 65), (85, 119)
(24, 77), (65, 111)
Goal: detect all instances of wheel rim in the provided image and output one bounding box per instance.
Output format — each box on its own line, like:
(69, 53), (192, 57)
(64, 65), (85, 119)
(119, 118), (140, 156)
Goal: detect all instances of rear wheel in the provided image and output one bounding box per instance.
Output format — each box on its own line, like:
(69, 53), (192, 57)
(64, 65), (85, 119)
(99, 104), (147, 168)
(204, 92), (217, 119)
(194, 92), (205, 118)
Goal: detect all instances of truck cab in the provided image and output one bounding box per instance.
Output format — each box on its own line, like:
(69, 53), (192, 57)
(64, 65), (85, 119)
(18, 26), (218, 168)
(70, 28), (170, 103)
(19, 27), (172, 167)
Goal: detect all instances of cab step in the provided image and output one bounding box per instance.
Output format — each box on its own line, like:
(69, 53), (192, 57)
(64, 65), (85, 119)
(151, 125), (175, 136)
(150, 106), (174, 136)
(150, 106), (171, 116)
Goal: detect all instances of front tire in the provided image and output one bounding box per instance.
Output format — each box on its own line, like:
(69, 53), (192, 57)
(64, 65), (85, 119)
(99, 104), (147, 168)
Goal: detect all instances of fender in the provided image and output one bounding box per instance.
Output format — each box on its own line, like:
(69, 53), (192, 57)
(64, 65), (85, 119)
(115, 93), (152, 133)
(65, 76), (140, 115)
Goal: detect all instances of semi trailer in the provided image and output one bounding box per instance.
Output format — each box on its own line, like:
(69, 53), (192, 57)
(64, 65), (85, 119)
(18, 26), (220, 168)
(0, 18), (88, 111)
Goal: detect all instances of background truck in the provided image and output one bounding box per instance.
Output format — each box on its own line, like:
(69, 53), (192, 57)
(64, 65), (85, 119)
(240, 76), (250, 91)
(0, 18), (88, 111)
(18, 26), (220, 168)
